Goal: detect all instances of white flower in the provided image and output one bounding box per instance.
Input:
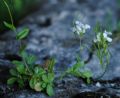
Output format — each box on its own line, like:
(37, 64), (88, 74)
(94, 33), (101, 43)
(103, 30), (112, 42)
(94, 30), (112, 43)
(104, 30), (112, 35)
(84, 24), (91, 29)
(73, 20), (90, 35)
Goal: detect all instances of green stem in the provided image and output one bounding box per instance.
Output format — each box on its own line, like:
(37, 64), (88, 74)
(3, 0), (18, 34)
(80, 37), (81, 51)
(3, 0), (14, 27)
(79, 35), (83, 58)
(23, 58), (32, 75)
(19, 41), (32, 75)
(95, 63), (108, 80)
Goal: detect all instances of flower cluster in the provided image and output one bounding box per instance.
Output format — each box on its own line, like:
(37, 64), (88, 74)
(73, 21), (90, 35)
(94, 30), (112, 43)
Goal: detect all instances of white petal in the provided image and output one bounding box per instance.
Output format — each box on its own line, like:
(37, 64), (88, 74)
(104, 30), (112, 35)
(107, 37), (112, 42)
(103, 33), (107, 38)
(75, 21), (80, 25)
(85, 24), (90, 29)
(104, 30), (107, 34)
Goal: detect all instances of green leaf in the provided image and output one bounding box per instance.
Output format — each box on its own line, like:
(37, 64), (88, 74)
(26, 54), (36, 65)
(48, 58), (55, 73)
(42, 74), (48, 83)
(17, 79), (24, 88)
(48, 73), (54, 82)
(4, 21), (16, 31)
(16, 64), (25, 74)
(42, 82), (46, 88)
(71, 71), (81, 77)
(16, 28), (29, 40)
(29, 78), (35, 89)
(66, 67), (74, 73)
(12, 61), (25, 74)
(9, 69), (17, 76)
(73, 61), (84, 71)
(82, 71), (92, 83)
(34, 67), (39, 74)
(46, 84), (54, 96)
(12, 60), (23, 66)
(7, 77), (16, 85)
(82, 71), (92, 78)
(34, 67), (45, 75)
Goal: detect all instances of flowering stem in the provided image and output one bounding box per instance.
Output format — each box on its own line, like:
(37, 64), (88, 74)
(79, 36), (83, 59)
(79, 33), (83, 57)
(80, 37), (81, 51)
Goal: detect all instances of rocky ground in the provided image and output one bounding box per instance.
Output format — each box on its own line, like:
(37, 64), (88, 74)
(0, 0), (120, 98)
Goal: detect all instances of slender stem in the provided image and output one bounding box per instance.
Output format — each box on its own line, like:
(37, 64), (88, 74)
(23, 57), (32, 75)
(3, 0), (18, 34)
(19, 41), (31, 75)
(80, 37), (81, 51)
(3, 0), (14, 27)
(97, 42), (103, 65)
(96, 63), (108, 80)
(79, 35), (82, 58)
(96, 42), (110, 79)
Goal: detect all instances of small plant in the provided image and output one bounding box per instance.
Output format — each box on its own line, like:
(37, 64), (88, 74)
(29, 58), (55, 96)
(61, 21), (92, 83)
(6, 26), (55, 96)
(7, 54), (55, 96)
(5, 21), (55, 96)
(6, 24), (55, 96)
(3, 0), (55, 96)
(61, 20), (112, 82)
(93, 24), (112, 79)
